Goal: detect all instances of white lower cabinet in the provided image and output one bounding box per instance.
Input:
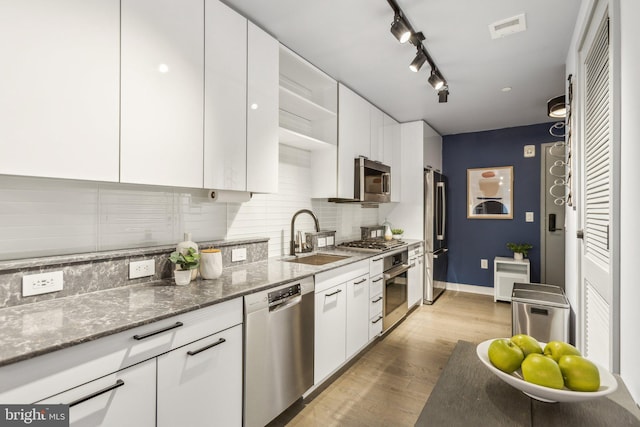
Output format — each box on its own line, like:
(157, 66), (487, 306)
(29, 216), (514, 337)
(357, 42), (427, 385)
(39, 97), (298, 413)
(157, 324), (242, 427)
(314, 283), (347, 384)
(408, 245), (424, 309)
(369, 274), (384, 339)
(38, 359), (156, 427)
(346, 273), (370, 359)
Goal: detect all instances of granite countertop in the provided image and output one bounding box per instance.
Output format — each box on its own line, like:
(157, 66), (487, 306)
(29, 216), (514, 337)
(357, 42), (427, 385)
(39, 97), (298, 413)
(0, 242), (422, 368)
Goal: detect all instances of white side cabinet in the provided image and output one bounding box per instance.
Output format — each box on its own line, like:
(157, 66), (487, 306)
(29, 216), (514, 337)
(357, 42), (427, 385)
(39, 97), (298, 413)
(314, 282), (347, 384)
(204, 0), (248, 191)
(346, 273), (370, 359)
(38, 359), (156, 427)
(120, 0), (204, 188)
(494, 257), (531, 302)
(369, 255), (385, 339)
(370, 105), (384, 162)
(157, 324), (242, 427)
(383, 113), (402, 202)
(408, 244), (424, 309)
(0, 0), (120, 182)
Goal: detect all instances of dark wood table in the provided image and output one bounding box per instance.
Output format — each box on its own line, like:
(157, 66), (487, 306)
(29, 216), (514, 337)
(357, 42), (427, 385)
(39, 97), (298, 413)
(416, 340), (640, 426)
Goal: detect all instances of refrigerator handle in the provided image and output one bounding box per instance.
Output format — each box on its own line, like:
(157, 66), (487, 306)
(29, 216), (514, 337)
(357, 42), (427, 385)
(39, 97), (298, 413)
(437, 181), (445, 240)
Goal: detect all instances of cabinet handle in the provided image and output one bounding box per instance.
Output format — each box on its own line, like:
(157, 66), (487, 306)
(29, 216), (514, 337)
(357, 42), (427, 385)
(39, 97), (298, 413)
(372, 257), (383, 262)
(372, 316), (383, 324)
(133, 321), (183, 340)
(372, 297), (383, 303)
(68, 379), (125, 407)
(187, 338), (226, 356)
(325, 289), (342, 297)
(372, 277), (383, 283)
(354, 278), (367, 285)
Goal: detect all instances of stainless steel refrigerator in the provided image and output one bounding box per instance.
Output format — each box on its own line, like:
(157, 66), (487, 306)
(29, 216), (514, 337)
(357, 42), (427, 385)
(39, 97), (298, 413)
(424, 169), (448, 304)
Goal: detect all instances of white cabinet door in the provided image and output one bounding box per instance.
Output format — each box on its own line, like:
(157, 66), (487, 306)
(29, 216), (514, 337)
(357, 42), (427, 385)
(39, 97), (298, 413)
(120, 0), (204, 188)
(370, 105), (384, 162)
(314, 283), (347, 384)
(157, 324), (242, 427)
(204, 0), (247, 191)
(38, 359), (156, 427)
(383, 114), (402, 202)
(246, 22), (279, 193)
(346, 274), (370, 358)
(0, 0), (119, 182)
(408, 256), (423, 308)
(338, 84), (370, 198)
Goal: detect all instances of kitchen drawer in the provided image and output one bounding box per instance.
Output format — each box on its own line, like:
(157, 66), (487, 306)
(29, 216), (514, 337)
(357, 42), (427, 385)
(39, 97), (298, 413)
(369, 255), (385, 277)
(315, 259), (369, 294)
(369, 293), (383, 318)
(409, 244), (423, 258)
(369, 314), (383, 339)
(0, 298), (242, 404)
(370, 274), (383, 297)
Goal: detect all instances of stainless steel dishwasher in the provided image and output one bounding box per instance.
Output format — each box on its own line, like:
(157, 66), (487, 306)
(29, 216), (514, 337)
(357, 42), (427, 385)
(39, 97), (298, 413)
(244, 277), (314, 427)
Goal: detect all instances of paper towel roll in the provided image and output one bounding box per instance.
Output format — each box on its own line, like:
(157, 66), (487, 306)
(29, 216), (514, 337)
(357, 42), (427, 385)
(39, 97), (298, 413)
(209, 190), (252, 203)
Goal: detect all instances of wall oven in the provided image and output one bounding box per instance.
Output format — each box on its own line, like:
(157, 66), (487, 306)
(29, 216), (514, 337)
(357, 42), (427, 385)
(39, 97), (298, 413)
(383, 249), (411, 331)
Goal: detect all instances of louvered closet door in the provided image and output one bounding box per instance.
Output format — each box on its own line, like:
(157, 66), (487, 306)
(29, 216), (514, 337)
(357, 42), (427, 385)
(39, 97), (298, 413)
(580, 3), (613, 370)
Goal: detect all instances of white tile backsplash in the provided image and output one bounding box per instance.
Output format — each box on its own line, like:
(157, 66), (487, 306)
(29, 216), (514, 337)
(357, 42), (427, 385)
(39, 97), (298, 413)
(0, 145), (380, 261)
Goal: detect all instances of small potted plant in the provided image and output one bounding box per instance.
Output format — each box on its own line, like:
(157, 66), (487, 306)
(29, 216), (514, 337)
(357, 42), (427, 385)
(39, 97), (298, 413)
(506, 242), (533, 261)
(391, 228), (404, 240)
(169, 247), (200, 285)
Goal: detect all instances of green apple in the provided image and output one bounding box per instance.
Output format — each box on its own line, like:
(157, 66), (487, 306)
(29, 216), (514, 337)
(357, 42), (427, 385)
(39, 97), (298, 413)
(543, 341), (581, 362)
(558, 355), (601, 392)
(488, 338), (524, 373)
(521, 353), (565, 389)
(510, 334), (543, 357)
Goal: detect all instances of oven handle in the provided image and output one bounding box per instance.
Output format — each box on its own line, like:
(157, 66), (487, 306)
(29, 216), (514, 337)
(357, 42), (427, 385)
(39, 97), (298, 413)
(383, 263), (411, 280)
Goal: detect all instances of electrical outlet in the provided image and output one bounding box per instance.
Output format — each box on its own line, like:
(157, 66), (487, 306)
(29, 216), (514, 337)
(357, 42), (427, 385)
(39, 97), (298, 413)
(524, 145), (535, 158)
(526, 212), (534, 222)
(232, 248), (247, 262)
(481, 259), (488, 269)
(23, 271), (64, 297)
(129, 259), (155, 279)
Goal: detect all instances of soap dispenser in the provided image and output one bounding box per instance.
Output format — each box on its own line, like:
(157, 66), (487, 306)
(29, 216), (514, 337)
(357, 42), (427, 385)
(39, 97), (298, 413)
(382, 219), (393, 241)
(177, 232), (199, 280)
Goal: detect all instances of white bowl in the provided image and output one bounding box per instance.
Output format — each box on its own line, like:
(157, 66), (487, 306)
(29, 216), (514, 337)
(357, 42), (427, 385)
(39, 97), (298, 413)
(476, 339), (617, 402)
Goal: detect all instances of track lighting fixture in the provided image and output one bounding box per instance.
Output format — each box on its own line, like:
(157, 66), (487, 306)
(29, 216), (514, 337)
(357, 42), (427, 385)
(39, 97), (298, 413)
(428, 69), (445, 91)
(390, 13), (411, 44)
(547, 95), (566, 118)
(387, 0), (449, 102)
(409, 49), (427, 72)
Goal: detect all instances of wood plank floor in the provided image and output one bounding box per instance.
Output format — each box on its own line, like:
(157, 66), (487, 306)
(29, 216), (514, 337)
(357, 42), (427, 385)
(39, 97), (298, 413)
(279, 291), (512, 426)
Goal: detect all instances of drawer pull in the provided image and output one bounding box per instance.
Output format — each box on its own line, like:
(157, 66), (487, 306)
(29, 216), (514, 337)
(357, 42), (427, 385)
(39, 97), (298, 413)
(372, 257), (383, 262)
(372, 277), (383, 283)
(133, 321), (183, 340)
(372, 296), (383, 303)
(372, 316), (383, 324)
(187, 338), (226, 356)
(68, 379), (125, 407)
(325, 289), (342, 297)
(354, 278), (367, 285)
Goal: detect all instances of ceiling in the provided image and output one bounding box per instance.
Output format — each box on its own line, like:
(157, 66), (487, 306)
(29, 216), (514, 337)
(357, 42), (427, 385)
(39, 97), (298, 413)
(222, 0), (582, 136)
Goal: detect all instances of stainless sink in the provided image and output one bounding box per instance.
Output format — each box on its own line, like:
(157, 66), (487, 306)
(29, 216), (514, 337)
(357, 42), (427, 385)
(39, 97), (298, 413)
(283, 253), (351, 266)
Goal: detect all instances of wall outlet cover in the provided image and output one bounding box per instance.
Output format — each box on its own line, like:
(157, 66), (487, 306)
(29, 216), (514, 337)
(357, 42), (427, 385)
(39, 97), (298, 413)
(526, 211), (534, 222)
(23, 271), (64, 297)
(481, 259), (488, 269)
(129, 259), (155, 279)
(524, 145), (535, 158)
(232, 248), (247, 262)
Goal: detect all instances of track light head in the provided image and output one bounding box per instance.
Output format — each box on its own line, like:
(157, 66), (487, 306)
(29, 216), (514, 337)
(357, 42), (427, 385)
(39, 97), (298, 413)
(409, 49), (427, 72)
(390, 13), (411, 44)
(428, 69), (445, 91)
(547, 95), (566, 118)
(438, 88), (449, 103)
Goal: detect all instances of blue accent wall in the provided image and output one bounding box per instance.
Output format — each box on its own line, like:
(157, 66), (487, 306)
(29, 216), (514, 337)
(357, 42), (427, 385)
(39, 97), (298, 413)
(442, 122), (564, 287)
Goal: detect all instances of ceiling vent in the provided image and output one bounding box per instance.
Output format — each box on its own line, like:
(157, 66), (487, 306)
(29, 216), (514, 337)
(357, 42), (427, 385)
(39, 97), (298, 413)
(489, 13), (527, 39)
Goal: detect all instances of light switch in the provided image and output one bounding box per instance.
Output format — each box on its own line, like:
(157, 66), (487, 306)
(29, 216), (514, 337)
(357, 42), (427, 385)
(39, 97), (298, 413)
(481, 259), (488, 269)
(526, 212), (534, 222)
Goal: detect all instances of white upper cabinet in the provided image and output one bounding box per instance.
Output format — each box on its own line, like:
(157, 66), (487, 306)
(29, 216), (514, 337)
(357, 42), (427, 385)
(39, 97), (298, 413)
(370, 106), (384, 162)
(338, 84), (370, 199)
(204, 0), (247, 191)
(120, 0), (204, 188)
(246, 22), (279, 194)
(383, 113), (402, 202)
(0, 0), (120, 182)
(424, 129), (443, 173)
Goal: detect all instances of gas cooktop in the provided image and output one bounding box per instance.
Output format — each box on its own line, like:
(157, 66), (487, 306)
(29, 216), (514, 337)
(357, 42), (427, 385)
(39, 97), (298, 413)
(337, 239), (407, 253)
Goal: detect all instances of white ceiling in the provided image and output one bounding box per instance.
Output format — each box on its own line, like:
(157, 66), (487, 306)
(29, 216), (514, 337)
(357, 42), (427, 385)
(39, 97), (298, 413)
(222, 0), (581, 136)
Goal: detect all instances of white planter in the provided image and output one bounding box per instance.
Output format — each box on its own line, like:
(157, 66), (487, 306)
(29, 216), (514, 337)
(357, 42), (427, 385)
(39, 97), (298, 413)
(174, 269), (192, 286)
(513, 252), (524, 261)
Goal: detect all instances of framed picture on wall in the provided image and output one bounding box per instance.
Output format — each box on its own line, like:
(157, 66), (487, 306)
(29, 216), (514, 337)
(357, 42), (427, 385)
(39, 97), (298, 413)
(467, 166), (513, 219)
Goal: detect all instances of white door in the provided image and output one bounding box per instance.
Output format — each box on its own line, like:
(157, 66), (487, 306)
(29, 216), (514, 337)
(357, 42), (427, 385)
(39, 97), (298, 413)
(578, 1), (618, 371)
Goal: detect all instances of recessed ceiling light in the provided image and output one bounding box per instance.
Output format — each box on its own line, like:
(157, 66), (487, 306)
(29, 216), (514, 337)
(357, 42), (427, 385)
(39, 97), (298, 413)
(501, 87), (512, 92)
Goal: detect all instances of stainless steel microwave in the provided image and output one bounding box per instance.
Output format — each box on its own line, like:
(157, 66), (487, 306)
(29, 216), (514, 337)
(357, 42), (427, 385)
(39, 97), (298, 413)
(329, 157), (391, 203)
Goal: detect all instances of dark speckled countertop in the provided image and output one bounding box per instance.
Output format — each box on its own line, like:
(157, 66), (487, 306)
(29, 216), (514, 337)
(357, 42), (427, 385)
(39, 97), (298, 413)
(0, 241), (422, 368)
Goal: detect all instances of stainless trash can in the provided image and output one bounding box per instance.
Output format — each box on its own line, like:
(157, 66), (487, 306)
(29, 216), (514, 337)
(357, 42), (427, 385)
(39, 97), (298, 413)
(511, 283), (570, 343)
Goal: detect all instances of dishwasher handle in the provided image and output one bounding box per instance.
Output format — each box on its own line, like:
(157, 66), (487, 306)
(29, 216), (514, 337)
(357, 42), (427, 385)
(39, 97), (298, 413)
(269, 295), (302, 312)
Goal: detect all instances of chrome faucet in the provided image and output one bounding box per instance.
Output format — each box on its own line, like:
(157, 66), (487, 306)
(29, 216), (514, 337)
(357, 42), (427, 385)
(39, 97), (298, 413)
(290, 209), (321, 255)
